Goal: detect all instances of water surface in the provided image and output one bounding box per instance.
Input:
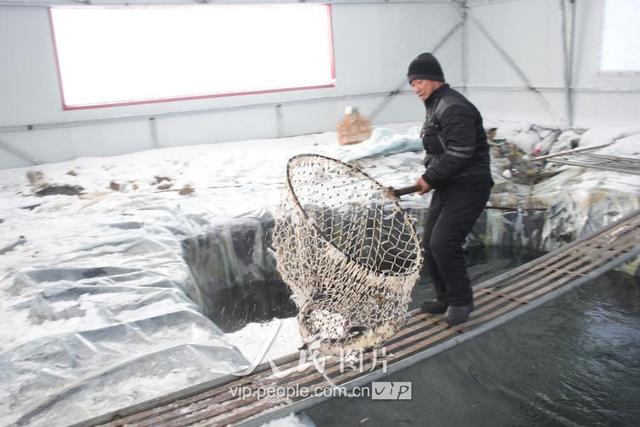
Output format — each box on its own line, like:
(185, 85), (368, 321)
(304, 270), (640, 427)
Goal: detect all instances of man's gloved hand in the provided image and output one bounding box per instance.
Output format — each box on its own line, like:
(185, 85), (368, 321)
(415, 176), (432, 195)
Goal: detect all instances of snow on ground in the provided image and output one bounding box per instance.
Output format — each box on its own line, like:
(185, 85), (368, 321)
(225, 317), (303, 363)
(0, 123), (424, 426)
(580, 126), (640, 150)
(484, 120), (640, 157)
(0, 121), (638, 426)
(0, 123), (427, 350)
(259, 413), (316, 427)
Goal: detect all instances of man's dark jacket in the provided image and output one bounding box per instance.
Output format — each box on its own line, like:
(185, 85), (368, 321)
(420, 84), (492, 188)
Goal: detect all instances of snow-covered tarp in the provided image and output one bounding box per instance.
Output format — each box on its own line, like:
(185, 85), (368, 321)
(1, 122), (639, 426)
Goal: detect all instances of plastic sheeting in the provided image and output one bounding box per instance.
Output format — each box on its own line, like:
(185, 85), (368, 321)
(0, 133), (339, 426)
(1, 207), (251, 427)
(0, 133), (340, 426)
(334, 126), (423, 162)
(1, 123), (638, 426)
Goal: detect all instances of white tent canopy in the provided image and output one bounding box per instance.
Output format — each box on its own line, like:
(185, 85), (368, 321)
(0, 0), (639, 168)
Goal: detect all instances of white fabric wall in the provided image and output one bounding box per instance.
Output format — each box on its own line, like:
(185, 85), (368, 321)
(0, 2), (460, 169)
(1, 0), (639, 169)
(465, 0), (640, 127)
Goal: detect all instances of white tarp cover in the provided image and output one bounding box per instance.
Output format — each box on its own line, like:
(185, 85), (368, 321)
(1, 123), (638, 426)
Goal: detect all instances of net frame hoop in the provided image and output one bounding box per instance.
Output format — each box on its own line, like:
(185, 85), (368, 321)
(284, 153), (422, 278)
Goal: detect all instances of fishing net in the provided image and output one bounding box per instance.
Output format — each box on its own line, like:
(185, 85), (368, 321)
(272, 154), (423, 354)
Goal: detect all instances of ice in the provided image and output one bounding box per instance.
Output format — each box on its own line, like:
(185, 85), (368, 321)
(259, 413), (316, 427)
(225, 317), (303, 364)
(1, 121), (638, 426)
(334, 126), (422, 162)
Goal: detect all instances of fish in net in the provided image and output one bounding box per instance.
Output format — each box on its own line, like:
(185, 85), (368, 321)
(272, 154), (423, 354)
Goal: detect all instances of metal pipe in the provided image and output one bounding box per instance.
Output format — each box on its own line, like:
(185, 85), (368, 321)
(0, 89), (414, 134)
(0, 0), (454, 7)
(560, 0), (576, 127)
(572, 87), (640, 93)
(0, 139), (42, 165)
(568, 0), (577, 124)
(464, 85), (564, 92)
(461, 85), (640, 93)
(575, 152), (640, 163)
(275, 104), (284, 138)
(368, 17), (464, 122)
(547, 159), (640, 176)
(432, 18), (465, 53)
(392, 185), (547, 211)
(461, 0), (469, 94)
(560, 0), (571, 126)
(2, 85), (638, 136)
(465, 8), (564, 123)
(467, 0), (526, 7)
(530, 142), (611, 161)
(148, 117), (159, 148)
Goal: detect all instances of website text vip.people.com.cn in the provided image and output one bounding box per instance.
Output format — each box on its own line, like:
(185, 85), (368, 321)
(229, 381), (413, 401)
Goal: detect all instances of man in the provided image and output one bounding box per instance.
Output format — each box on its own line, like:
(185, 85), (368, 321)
(408, 52), (493, 326)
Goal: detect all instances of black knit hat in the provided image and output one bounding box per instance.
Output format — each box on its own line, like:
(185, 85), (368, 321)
(407, 52), (445, 83)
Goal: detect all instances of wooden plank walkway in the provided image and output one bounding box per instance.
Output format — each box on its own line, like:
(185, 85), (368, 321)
(75, 209), (640, 427)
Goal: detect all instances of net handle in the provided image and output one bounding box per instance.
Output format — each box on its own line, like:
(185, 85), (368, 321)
(390, 185), (421, 198)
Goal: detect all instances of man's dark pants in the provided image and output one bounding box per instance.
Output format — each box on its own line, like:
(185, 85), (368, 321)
(422, 181), (492, 307)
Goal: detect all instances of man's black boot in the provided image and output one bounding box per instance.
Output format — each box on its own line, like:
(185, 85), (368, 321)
(444, 302), (474, 326)
(420, 300), (448, 314)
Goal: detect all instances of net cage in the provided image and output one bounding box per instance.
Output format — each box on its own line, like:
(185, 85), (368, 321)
(272, 154), (423, 354)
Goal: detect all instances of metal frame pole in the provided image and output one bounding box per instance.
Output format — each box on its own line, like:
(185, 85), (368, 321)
(462, 5), (565, 123)
(461, 0), (469, 94)
(560, 0), (576, 127)
(568, 0), (577, 125)
(0, 0), (455, 6)
(0, 139), (42, 166)
(148, 117), (160, 148)
(368, 16), (464, 122)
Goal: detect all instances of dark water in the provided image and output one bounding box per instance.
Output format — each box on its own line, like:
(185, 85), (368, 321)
(202, 245), (640, 425)
(303, 270), (640, 427)
(410, 245), (542, 311)
(206, 279), (297, 332)
(205, 246), (538, 332)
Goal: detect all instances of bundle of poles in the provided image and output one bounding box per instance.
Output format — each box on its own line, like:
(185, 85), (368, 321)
(390, 185), (546, 212)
